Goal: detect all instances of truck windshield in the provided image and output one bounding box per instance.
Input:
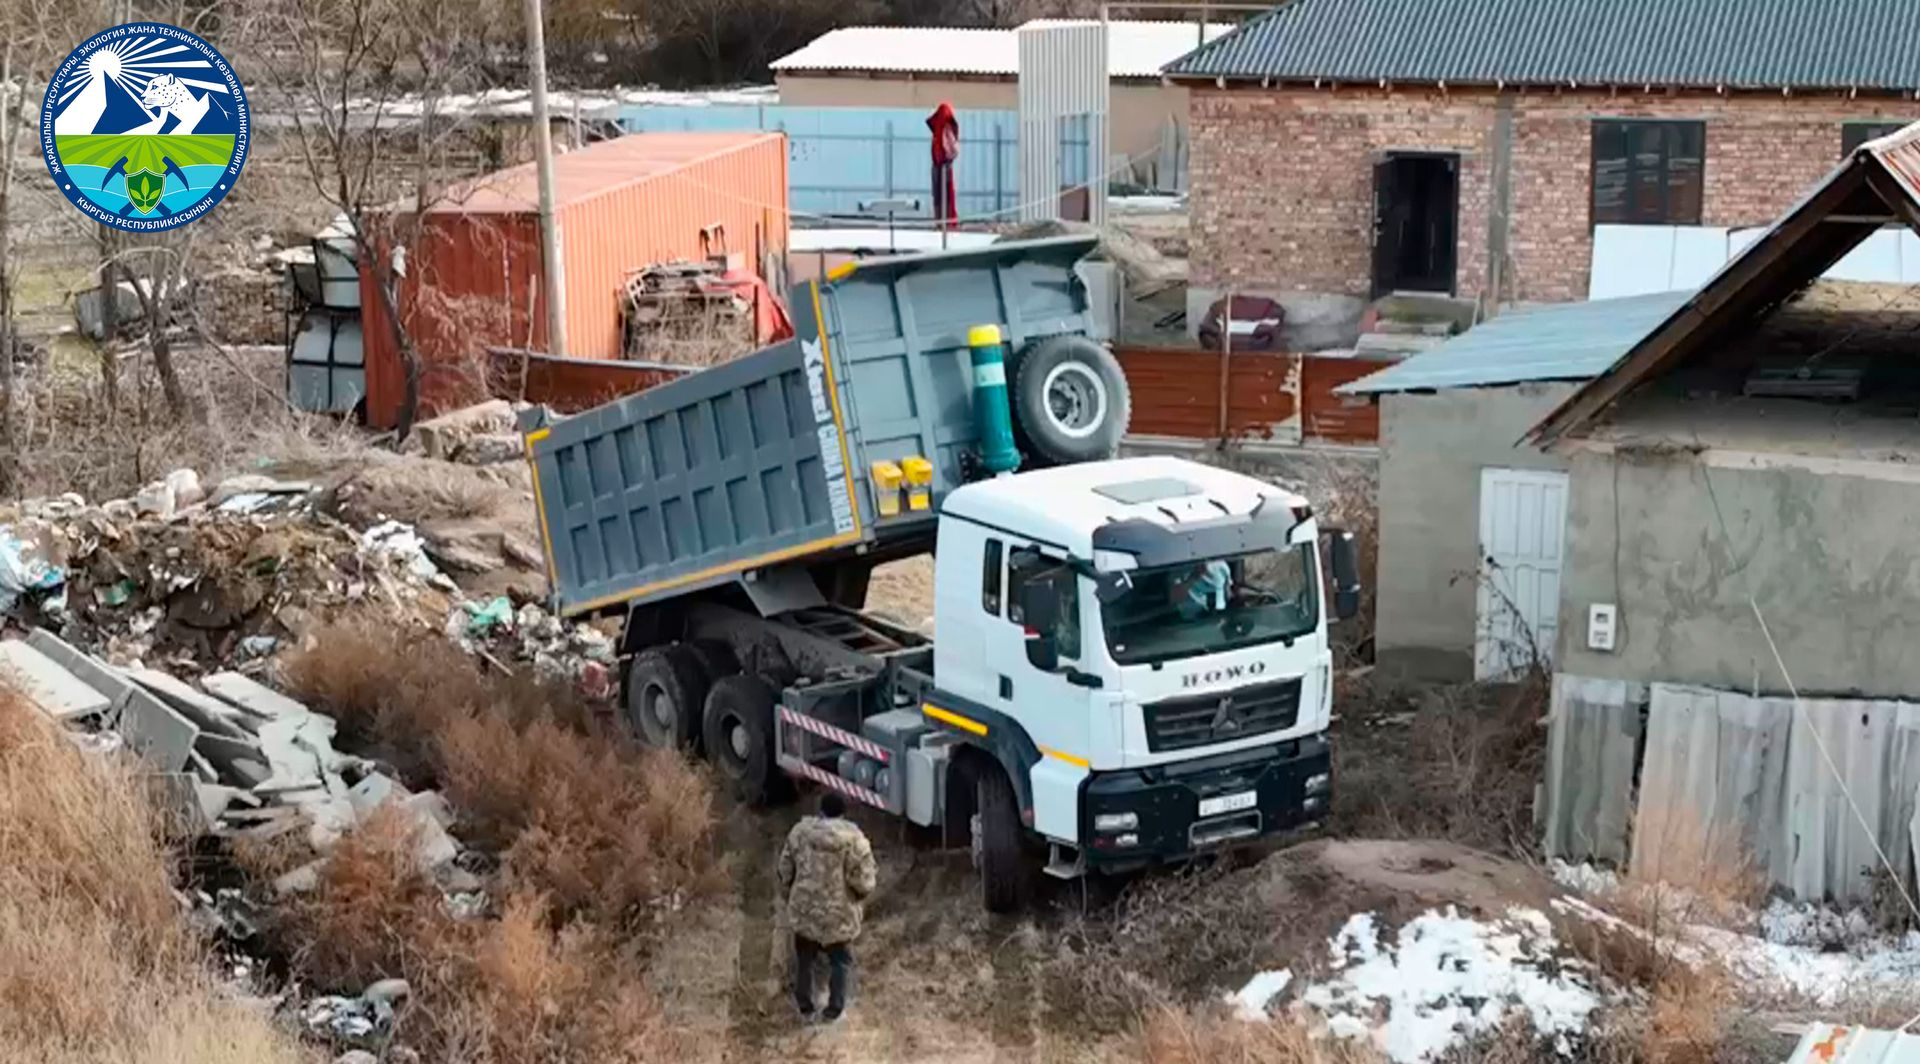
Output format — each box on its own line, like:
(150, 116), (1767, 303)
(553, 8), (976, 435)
(1099, 544), (1319, 666)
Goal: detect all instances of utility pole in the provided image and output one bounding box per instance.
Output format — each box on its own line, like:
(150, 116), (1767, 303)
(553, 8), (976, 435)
(525, 0), (567, 356)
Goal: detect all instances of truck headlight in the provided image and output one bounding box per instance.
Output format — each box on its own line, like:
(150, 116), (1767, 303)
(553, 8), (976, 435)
(1305, 772), (1331, 795)
(1114, 833), (1140, 848)
(1094, 812), (1138, 832)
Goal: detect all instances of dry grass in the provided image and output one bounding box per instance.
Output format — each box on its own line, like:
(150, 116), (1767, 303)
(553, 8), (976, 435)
(239, 620), (727, 1060)
(256, 808), (685, 1061)
(8, 340), (366, 503)
(1553, 807), (1772, 1064)
(276, 618), (725, 936)
(1330, 673), (1548, 854)
(0, 685), (310, 1064)
(1045, 861), (1288, 1032)
(1133, 1006), (1383, 1064)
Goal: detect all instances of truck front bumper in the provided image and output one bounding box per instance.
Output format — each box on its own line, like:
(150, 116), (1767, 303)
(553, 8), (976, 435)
(1078, 733), (1331, 871)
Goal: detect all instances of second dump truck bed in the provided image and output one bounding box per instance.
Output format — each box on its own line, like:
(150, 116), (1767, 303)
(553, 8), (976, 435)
(523, 235), (1101, 618)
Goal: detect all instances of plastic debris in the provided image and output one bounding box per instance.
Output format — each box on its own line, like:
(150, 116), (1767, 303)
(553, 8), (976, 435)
(361, 521), (448, 585)
(0, 527), (66, 613)
(461, 595), (514, 635)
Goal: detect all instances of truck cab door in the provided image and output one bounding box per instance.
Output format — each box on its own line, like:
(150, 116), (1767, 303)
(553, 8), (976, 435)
(997, 546), (1096, 842)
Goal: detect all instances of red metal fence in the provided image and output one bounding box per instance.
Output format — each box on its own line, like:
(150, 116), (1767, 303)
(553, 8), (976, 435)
(1114, 346), (1390, 446)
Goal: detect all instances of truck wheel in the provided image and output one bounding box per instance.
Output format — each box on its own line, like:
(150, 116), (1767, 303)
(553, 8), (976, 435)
(702, 674), (787, 806)
(625, 645), (709, 754)
(974, 767), (1029, 914)
(1013, 335), (1130, 465)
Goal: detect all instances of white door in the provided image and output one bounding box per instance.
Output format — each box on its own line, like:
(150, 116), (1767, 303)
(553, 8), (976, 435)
(1475, 468), (1569, 681)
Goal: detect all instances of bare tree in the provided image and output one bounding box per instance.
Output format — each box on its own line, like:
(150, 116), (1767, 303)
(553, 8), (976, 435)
(257, 0), (502, 440)
(0, 41), (22, 498)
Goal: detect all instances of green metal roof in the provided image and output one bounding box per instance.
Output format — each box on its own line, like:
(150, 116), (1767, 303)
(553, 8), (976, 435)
(1168, 0), (1920, 91)
(1338, 291), (1693, 395)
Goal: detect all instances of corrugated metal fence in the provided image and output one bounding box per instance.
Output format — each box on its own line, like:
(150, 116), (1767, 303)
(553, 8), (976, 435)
(1018, 22), (1107, 225)
(619, 105), (1023, 219)
(1115, 346), (1391, 445)
(1543, 675), (1920, 904)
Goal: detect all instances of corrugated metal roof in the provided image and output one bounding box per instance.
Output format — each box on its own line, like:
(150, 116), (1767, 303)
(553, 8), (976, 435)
(772, 21), (1228, 79)
(1338, 291), (1693, 394)
(433, 132), (781, 214)
(1168, 0), (1920, 91)
(1785, 1024), (1920, 1063)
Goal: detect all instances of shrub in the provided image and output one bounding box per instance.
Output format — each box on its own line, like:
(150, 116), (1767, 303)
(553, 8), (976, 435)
(0, 685), (307, 1064)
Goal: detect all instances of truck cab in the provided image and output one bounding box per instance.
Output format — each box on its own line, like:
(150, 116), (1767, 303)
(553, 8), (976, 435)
(923, 454), (1353, 892)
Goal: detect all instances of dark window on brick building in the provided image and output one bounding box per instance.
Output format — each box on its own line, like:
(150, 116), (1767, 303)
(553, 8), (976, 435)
(1843, 121), (1910, 154)
(1591, 120), (1705, 227)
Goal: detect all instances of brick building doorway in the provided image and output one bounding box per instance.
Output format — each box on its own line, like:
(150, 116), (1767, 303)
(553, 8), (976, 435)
(1371, 152), (1459, 297)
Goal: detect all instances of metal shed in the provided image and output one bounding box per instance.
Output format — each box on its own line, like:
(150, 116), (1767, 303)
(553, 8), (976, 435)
(358, 132), (789, 429)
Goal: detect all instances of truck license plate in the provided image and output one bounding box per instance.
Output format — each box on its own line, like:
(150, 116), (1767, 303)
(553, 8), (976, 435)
(1198, 790), (1257, 818)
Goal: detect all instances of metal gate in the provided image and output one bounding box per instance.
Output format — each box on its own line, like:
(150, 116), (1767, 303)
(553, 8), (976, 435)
(1475, 468), (1569, 680)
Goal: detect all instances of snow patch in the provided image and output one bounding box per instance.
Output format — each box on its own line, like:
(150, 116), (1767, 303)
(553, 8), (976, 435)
(1549, 860), (1620, 896)
(1550, 896), (1920, 1007)
(1291, 907), (1601, 1062)
(1230, 969), (1292, 1020)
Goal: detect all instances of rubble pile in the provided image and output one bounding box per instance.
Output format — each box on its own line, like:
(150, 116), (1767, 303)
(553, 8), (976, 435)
(0, 627), (478, 892)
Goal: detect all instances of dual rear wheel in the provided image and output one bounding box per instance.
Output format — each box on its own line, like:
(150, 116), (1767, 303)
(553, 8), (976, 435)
(623, 643), (787, 805)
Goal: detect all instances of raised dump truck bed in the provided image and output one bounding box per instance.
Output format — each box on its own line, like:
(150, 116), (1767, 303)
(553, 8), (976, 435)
(523, 235), (1104, 618)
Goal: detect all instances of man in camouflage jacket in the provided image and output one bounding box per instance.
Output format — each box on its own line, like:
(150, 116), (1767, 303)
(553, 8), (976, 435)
(778, 792), (877, 1022)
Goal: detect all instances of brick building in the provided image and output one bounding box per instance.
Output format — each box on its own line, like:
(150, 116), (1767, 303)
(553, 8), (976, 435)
(1165, 0), (1920, 343)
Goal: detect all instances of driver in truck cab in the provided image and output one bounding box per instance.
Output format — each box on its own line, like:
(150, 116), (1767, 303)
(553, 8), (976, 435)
(1173, 559), (1233, 619)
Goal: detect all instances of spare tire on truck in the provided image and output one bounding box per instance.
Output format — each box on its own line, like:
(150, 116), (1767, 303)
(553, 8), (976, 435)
(625, 645), (711, 753)
(1012, 335), (1130, 465)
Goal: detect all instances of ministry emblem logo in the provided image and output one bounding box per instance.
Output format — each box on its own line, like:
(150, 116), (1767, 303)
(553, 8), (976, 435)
(41, 23), (250, 232)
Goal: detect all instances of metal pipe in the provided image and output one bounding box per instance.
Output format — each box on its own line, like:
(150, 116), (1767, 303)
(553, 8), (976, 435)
(524, 0), (567, 357)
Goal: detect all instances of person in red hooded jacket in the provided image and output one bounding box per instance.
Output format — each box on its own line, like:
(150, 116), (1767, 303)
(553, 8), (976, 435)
(927, 102), (960, 230)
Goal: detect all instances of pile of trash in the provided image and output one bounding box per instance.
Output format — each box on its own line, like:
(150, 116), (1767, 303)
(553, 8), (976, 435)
(0, 470), (456, 671)
(0, 454), (612, 697)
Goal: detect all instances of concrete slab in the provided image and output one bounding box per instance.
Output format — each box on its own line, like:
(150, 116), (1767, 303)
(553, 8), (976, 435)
(253, 716), (325, 793)
(118, 686), (201, 774)
(0, 640), (112, 721)
(145, 773), (210, 834)
(404, 791), (455, 830)
(24, 628), (136, 710)
(200, 672), (314, 724)
(195, 732), (270, 785)
(188, 749), (221, 784)
(196, 783), (254, 821)
(126, 668), (254, 738)
(346, 772), (411, 820)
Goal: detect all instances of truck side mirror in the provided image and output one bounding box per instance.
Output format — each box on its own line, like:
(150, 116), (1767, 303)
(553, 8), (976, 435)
(1016, 575), (1061, 633)
(1026, 631), (1060, 672)
(1328, 530), (1361, 621)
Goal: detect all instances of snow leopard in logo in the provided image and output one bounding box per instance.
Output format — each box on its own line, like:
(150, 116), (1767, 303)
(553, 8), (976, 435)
(42, 22), (250, 232)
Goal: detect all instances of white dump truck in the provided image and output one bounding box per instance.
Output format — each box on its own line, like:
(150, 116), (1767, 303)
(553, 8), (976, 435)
(523, 236), (1359, 909)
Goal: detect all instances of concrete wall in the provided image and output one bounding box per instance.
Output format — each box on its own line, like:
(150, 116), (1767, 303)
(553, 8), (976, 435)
(1375, 383), (1576, 682)
(776, 74), (1191, 181)
(1556, 449), (1920, 698)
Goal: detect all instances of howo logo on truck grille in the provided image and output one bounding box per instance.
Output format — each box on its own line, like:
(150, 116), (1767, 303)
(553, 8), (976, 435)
(801, 338), (856, 535)
(1181, 661), (1267, 689)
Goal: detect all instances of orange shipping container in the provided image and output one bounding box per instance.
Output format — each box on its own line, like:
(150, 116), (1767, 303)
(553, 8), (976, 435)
(359, 131), (789, 429)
